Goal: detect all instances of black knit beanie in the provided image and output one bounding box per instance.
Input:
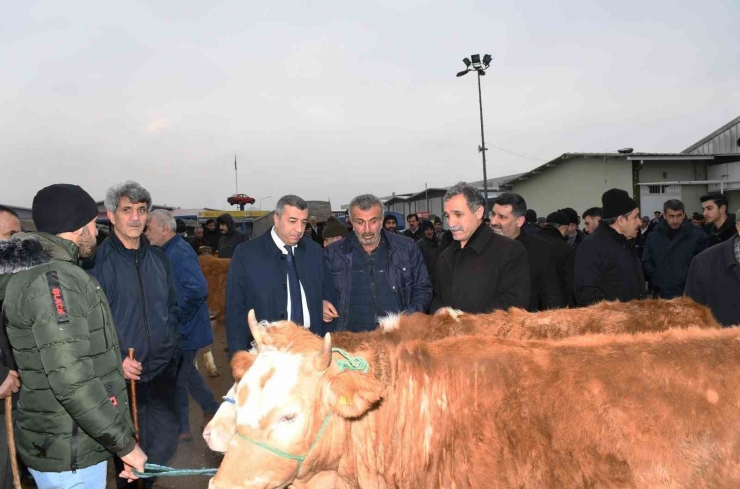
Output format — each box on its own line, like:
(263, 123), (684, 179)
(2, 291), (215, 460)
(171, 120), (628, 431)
(546, 211), (570, 226)
(32, 184), (98, 235)
(525, 209), (537, 223)
(383, 214), (397, 226)
(602, 189), (638, 219)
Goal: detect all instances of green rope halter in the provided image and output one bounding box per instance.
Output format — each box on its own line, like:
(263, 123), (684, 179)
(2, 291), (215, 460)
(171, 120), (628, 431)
(235, 348), (369, 475)
(133, 464), (217, 478)
(236, 412), (332, 475)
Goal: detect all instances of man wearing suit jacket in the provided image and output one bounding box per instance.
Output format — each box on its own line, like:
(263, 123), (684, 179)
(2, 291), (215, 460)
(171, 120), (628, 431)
(225, 195), (336, 356)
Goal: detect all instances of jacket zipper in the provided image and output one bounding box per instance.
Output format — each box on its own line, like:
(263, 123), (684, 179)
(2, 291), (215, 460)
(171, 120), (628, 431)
(134, 253), (153, 378)
(70, 423), (79, 473)
(96, 286), (109, 349)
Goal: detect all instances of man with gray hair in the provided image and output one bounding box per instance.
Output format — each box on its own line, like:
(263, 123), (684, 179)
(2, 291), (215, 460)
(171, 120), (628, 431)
(145, 210), (220, 443)
(430, 182), (530, 313)
(225, 195), (336, 353)
(88, 181), (181, 488)
(324, 194), (432, 332)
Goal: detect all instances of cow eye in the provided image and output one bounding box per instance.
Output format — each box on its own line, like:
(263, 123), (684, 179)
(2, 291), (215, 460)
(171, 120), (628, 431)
(279, 413), (297, 423)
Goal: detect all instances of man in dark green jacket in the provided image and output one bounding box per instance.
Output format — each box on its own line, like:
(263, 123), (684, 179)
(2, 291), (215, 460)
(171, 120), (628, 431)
(0, 184), (146, 488)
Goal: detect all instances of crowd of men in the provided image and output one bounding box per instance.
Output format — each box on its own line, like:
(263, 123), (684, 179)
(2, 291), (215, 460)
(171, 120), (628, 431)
(0, 179), (738, 488)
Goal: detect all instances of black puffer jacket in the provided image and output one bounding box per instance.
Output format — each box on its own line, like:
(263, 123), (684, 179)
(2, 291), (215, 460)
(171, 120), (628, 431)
(574, 223), (646, 306)
(88, 232), (180, 382)
(216, 214), (248, 259)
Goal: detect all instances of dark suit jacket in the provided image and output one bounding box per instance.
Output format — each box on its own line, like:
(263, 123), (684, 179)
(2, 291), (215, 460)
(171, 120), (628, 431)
(431, 224), (530, 313)
(225, 230), (335, 355)
(685, 235), (740, 326)
(516, 232), (564, 310)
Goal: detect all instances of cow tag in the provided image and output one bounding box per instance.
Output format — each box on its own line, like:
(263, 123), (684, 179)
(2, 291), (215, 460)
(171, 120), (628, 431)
(339, 395), (353, 406)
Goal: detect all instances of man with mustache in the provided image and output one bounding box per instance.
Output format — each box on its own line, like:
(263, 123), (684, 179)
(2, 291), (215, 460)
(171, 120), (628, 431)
(324, 194), (432, 332)
(225, 195), (337, 354)
(574, 188), (646, 307)
(430, 183), (530, 313)
(88, 181), (180, 489)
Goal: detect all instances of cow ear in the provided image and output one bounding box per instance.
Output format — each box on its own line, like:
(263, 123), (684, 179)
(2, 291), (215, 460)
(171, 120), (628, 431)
(231, 351), (256, 381)
(327, 372), (384, 419)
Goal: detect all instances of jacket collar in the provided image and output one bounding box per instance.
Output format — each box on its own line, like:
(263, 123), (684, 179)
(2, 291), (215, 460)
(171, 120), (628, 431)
(0, 232), (78, 276)
(340, 229), (396, 255)
(655, 218), (694, 237)
(452, 223), (492, 255)
(594, 222), (630, 245)
(262, 228), (309, 258)
(161, 234), (183, 253)
(109, 229), (149, 260)
(723, 234), (740, 269)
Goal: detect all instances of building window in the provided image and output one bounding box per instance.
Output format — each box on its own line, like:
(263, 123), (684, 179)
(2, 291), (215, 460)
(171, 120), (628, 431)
(641, 184), (680, 196)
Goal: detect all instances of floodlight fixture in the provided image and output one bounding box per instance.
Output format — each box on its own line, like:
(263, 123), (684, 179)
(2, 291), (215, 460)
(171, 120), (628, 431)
(482, 54), (492, 67)
(470, 54), (482, 68)
(456, 70), (469, 77)
(463, 57), (471, 67)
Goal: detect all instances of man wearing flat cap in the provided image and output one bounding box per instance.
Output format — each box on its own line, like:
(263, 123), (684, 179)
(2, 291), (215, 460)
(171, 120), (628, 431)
(0, 184), (146, 488)
(574, 188), (646, 306)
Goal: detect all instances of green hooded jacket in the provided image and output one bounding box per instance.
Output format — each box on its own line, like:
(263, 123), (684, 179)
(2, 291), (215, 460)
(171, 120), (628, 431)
(0, 233), (136, 472)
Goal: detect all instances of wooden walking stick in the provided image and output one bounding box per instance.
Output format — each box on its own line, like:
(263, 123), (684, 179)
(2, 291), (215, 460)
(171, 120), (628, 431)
(127, 348), (140, 443)
(5, 396), (21, 489)
(127, 349), (144, 488)
(1, 305), (21, 489)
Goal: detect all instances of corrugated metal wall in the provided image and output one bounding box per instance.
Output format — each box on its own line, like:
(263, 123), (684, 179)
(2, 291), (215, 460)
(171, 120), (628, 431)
(687, 120), (740, 155)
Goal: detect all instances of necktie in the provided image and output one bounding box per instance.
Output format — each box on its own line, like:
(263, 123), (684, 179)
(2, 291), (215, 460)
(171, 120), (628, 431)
(284, 245), (304, 325)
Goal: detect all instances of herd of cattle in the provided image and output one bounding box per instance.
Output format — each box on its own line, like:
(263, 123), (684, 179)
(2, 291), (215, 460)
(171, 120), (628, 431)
(198, 256), (739, 488)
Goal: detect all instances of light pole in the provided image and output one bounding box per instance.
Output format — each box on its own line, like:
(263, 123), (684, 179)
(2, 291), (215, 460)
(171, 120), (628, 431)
(457, 54), (492, 216)
(259, 196), (272, 211)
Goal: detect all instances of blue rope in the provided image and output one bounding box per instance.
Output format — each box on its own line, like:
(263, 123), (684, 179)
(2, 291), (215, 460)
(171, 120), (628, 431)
(133, 463), (217, 479)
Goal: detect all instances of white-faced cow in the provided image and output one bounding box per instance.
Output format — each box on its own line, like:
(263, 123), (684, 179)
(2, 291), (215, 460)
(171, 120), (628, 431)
(203, 298), (720, 455)
(210, 312), (740, 488)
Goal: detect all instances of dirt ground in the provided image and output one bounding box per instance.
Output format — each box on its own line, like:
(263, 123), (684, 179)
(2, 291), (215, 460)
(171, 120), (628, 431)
(103, 320), (233, 489)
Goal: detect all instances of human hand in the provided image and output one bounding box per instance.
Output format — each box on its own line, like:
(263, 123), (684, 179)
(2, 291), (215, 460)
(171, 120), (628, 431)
(322, 300), (339, 323)
(0, 371), (20, 399)
(122, 358), (142, 381)
(119, 444), (147, 483)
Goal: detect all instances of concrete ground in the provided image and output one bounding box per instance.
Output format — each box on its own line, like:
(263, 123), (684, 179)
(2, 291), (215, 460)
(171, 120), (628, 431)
(103, 320), (233, 489)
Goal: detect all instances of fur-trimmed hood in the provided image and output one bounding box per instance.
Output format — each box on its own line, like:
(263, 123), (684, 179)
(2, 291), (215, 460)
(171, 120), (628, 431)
(0, 233), (78, 300)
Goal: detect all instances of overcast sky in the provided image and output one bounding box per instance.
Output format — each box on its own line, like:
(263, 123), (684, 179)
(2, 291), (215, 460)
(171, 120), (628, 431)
(2, 1), (739, 210)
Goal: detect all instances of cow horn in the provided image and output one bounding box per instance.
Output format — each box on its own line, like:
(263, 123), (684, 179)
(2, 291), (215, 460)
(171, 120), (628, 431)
(314, 333), (333, 371)
(247, 310), (265, 353)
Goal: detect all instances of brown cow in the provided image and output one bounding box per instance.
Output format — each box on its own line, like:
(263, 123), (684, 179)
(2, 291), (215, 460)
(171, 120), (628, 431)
(211, 316), (740, 488)
(379, 296), (720, 342)
(199, 254), (230, 318)
(198, 255), (231, 377)
(203, 298), (720, 453)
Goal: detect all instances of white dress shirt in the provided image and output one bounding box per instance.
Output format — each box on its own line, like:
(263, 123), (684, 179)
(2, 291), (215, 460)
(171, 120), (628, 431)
(271, 227), (311, 328)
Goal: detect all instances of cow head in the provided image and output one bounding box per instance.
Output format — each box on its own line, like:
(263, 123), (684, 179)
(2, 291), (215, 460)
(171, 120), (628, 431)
(209, 310), (384, 488)
(203, 352), (255, 452)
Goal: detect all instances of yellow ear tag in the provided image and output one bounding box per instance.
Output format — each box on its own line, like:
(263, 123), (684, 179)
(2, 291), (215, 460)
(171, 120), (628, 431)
(339, 395), (353, 406)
